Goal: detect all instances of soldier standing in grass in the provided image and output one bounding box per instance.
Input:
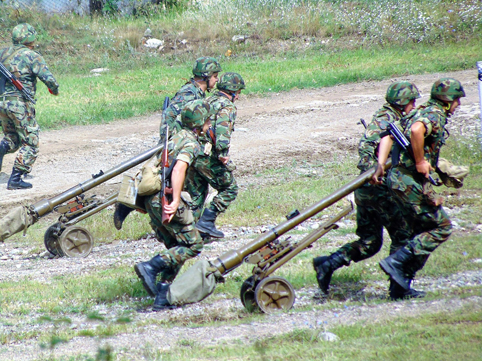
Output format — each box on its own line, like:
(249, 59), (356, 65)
(313, 81), (425, 300)
(187, 72), (246, 239)
(134, 100), (212, 309)
(0, 23), (59, 190)
(113, 56), (221, 230)
(379, 78), (466, 295)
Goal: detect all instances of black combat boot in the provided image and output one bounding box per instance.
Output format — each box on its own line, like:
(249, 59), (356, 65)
(153, 283), (174, 311)
(312, 251), (349, 295)
(379, 247), (413, 291)
(113, 203), (134, 230)
(7, 168), (32, 190)
(134, 255), (169, 296)
(196, 208), (224, 238)
(0, 140), (9, 172)
(389, 279), (426, 300)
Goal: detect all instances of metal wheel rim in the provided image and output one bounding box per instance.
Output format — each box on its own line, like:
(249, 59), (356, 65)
(44, 222), (65, 257)
(254, 276), (295, 314)
(240, 276), (259, 312)
(59, 226), (94, 258)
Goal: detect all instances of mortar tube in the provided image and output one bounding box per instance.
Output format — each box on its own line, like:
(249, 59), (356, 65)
(211, 165), (381, 274)
(31, 144), (163, 218)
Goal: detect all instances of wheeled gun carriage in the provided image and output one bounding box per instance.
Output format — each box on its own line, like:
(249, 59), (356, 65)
(0, 144), (163, 257)
(167, 165), (381, 314)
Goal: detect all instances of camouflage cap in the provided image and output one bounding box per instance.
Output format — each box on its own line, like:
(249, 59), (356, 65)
(430, 78), (466, 102)
(181, 99), (211, 129)
(12, 23), (37, 45)
(385, 81), (420, 106)
(217, 72), (246, 92)
(192, 57), (222, 78)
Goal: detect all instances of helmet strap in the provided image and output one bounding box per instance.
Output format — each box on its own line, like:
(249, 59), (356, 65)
(230, 91), (236, 102)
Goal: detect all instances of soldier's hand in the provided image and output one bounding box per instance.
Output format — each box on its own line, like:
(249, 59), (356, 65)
(370, 163), (385, 185)
(219, 156), (229, 165)
(164, 199), (180, 222)
(416, 160), (433, 179)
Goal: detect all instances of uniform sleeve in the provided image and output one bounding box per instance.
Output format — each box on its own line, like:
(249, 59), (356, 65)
(31, 52), (59, 94)
(214, 104), (236, 156)
(176, 139), (200, 165)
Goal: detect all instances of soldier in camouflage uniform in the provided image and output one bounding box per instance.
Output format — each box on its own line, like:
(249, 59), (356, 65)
(113, 57), (221, 230)
(134, 100), (212, 300)
(186, 72), (245, 239)
(379, 78), (465, 293)
(313, 81), (422, 300)
(0, 23), (59, 190)
(159, 56), (222, 141)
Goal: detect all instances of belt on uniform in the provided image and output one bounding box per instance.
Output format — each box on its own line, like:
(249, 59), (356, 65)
(1, 95), (24, 102)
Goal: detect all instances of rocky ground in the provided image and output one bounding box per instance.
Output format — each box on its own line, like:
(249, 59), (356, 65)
(0, 69), (481, 360)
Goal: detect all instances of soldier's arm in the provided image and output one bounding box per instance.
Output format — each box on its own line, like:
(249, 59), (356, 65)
(214, 106), (236, 157)
(372, 135), (393, 184)
(164, 160), (188, 221)
(411, 121), (433, 178)
(31, 53), (59, 95)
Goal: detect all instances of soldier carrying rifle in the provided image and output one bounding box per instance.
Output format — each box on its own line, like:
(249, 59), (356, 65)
(0, 23), (59, 190)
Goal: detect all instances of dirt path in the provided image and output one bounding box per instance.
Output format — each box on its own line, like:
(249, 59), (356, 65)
(0, 69), (479, 211)
(0, 70), (481, 360)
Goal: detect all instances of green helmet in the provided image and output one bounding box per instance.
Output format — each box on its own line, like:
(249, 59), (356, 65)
(430, 78), (466, 102)
(12, 23), (37, 45)
(181, 100), (211, 129)
(385, 81), (420, 106)
(192, 57), (222, 78)
(217, 72), (246, 92)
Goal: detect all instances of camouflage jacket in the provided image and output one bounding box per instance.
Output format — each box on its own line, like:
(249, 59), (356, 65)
(202, 91), (237, 158)
(357, 103), (403, 172)
(160, 79), (205, 139)
(398, 99), (448, 171)
(0, 45), (59, 98)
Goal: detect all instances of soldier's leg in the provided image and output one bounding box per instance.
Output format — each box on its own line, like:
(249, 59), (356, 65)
(0, 108), (20, 172)
(381, 169), (452, 290)
(313, 186), (383, 295)
(195, 156), (238, 238)
(6, 102), (38, 189)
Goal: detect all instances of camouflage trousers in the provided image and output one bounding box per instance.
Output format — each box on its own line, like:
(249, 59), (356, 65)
(337, 180), (412, 263)
(187, 155), (238, 220)
(0, 98), (39, 173)
(144, 192), (203, 282)
(387, 166), (452, 274)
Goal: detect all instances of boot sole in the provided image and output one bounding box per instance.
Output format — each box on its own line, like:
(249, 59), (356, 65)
(134, 264), (158, 297)
(379, 260), (409, 291)
(7, 185), (33, 190)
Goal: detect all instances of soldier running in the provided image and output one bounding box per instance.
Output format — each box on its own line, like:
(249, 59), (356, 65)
(313, 81), (424, 300)
(0, 23), (59, 190)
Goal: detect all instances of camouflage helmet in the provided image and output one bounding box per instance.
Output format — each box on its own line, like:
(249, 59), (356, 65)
(192, 57), (222, 78)
(385, 81), (421, 106)
(181, 99), (211, 129)
(217, 72), (246, 92)
(430, 78), (466, 102)
(12, 23), (37, 45)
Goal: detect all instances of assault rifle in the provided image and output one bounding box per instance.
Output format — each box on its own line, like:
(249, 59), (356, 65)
(0, 61), (36, 104)
(160, 125), (173, 224)
(162, 96), (170, 110)
(387, 122), (439, 185)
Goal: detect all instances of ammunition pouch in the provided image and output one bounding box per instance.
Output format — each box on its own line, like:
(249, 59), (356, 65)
(117, 174), (139, 209)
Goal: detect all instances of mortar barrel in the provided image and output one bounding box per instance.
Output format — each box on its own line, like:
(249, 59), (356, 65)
(211, 166), (377, 274)
(32, 144), (163, 218)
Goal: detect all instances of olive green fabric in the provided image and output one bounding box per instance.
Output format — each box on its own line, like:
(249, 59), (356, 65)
(192, 57), (222, 78)
(0, 205), (34, 242)
(430, 78), (466, 102)
(217, 72), (246, 92)
(436, 157), (469, 188)
(12, 23), (37, 45)
(181, 99), (211, 129)
(167, 259), (223, 305)
(385, 81), (420, 106)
